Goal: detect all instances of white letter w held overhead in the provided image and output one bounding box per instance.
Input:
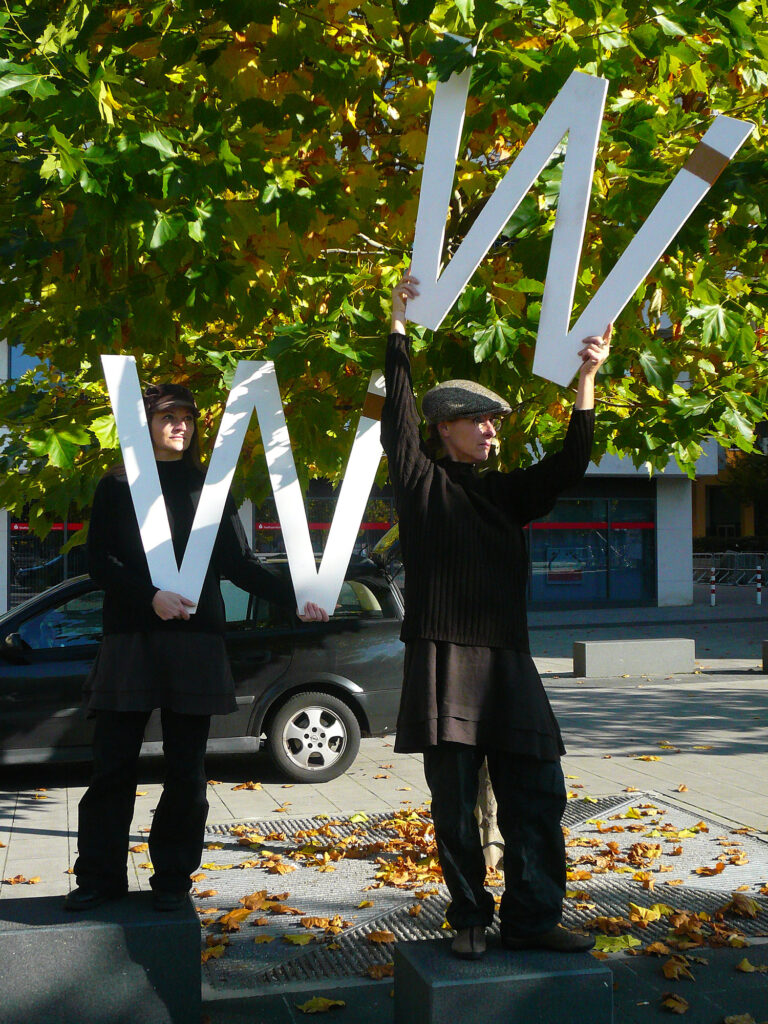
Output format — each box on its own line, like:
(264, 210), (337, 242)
(407, 69), (753, 386)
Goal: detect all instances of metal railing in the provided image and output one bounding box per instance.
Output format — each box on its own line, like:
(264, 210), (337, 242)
(693, 551), (767, 586)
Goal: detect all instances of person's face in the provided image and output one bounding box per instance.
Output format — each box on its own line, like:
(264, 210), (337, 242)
(439, 414), (499, 463)
(150, 406), (195, 461)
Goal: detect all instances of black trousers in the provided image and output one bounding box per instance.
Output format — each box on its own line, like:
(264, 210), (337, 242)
(423, 743), (567, 933)
(74, 709), (211, 894)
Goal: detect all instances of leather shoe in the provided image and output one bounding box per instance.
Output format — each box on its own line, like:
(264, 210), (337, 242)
(152, 890), (189, 912)
(501, 924), (595, 953)
(451, 925), (487, 960)
(63, 886), (126, 912)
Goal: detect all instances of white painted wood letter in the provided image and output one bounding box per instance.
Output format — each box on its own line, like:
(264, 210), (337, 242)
(101, 356), (385, 614)
(408, 68), (754, 386)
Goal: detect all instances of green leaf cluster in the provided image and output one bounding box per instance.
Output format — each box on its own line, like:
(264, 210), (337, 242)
(0, 0), (767, 532)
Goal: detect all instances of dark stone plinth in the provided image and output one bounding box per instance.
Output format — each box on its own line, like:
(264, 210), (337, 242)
(394, 940), (613, 1024)
(0, 893), (200, 1024)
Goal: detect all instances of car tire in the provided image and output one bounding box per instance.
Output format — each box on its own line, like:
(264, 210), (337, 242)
(266, 691), (362, 783)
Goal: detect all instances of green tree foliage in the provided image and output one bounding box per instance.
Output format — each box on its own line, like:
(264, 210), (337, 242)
(1, 0), (767, 536)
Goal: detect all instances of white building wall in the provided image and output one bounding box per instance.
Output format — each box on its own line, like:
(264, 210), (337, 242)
(655, 477), (694, 606)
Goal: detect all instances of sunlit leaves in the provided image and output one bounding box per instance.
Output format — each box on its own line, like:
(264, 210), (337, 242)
(2, 1), (767, 528)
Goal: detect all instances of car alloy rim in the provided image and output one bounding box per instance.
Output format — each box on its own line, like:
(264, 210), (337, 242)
(281, 705), (348, 771)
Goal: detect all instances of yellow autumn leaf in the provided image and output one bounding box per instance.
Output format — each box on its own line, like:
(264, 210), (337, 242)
(721, 893), (760, 918)
(358, 900), (374, 908)
(661, 992), (689, 1014)
(367, 930), (396, 943)
(295, 996), (346, 1014)
(284, 934), (315, 945)
(628, 903), (662, 927)
(201, 944), (227, 963)
(662, 956), (694, 980)
(594, 934), (642, 952)
(129, 843), (149, 853)
(253, 934), (276, 944)
(366, 963), (394, 979)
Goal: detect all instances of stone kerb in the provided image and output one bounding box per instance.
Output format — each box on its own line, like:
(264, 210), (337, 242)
(0, 893), (200, 1024)
(572, 638), (696, 678)
(393, 940), (613, 1024)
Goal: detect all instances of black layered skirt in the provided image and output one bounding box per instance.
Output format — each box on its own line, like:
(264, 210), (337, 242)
(394, 639), (564, 760)
(85, 631), (237, 717)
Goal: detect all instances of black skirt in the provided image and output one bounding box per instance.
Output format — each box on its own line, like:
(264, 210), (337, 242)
(85, 631), (237, 716)
(394, 638), (564, 760)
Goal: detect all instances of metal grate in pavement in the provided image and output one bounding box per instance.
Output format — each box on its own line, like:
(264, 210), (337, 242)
(200, 794), (768, 991)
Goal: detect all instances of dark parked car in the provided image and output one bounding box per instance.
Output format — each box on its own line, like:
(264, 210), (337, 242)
(0, 558), (404, 782)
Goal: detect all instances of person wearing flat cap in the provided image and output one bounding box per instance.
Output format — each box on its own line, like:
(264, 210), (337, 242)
(66, 382), (328, 913)
(381, 273), (611, 960)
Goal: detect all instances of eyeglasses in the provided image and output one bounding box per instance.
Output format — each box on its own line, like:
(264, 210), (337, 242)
(471, 415), (502, 431)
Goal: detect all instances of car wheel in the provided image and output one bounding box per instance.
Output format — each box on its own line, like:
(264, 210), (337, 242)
(267, 691), (361, 783)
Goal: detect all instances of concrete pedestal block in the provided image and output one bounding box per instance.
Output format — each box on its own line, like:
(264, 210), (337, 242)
(573, 638), (695, 677)
(0, 893), (200, 1024)
(394, 940), (613, 1024)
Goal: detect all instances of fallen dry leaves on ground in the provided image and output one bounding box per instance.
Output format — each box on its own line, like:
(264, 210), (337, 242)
(193, 792), (767, 996)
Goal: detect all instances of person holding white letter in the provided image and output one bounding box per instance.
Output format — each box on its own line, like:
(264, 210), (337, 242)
(381, 273), (610, 959)
(66, 382), (327, 912)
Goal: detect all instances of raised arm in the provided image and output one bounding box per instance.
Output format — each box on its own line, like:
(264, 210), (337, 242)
(380, 274), (432, 496)
(488, 325), (611, 524)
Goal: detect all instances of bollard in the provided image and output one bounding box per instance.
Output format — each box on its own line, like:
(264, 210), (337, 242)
(710, 566), (716, 607)
(758, 565), (763, 607)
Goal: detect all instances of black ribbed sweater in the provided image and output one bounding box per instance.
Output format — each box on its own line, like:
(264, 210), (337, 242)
(380, 332), (595, 651)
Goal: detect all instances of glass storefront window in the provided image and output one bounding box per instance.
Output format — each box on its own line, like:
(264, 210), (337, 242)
(529, 496), (656, 607)
(9, 520), (87, 608)
(530, 500), (609, 603)
(608, 498), (656, 603)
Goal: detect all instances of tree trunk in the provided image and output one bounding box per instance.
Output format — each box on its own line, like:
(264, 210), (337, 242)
(475, 758), (504, 870)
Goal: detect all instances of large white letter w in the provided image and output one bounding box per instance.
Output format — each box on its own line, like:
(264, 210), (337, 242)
(101, 355), (385, 615)
(407, 69), (753, 386)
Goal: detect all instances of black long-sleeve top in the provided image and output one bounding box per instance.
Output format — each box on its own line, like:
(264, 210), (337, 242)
(88, 459), (295, 636)
(380, 332), (595, 652)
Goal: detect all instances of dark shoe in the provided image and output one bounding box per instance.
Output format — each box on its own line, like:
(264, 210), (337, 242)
(152, 890), (189, 912)
(501, 924), (595, 953)
(451, 925), (487, 960)
(63, 886), (126, 912)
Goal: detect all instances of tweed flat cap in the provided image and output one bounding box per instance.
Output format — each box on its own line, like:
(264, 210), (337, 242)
(422, 379), (511, 425)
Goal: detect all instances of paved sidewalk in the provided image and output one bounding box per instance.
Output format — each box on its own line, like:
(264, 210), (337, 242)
(1, 594), (767, 1023)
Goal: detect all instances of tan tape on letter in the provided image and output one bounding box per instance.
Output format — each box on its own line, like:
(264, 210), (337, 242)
(683, 143), (730, 187)
(362, 392), (385, 421)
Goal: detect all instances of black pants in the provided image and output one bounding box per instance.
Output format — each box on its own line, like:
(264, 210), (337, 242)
(74, 709), (211, 895)
(423, 743), (567, 933)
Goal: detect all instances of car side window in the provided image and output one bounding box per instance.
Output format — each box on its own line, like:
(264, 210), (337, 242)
(333, 580), (397, 620)
(221, 579), (288, 631)
(17, 591), (104, 649)
(221, 579), (251, 627)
